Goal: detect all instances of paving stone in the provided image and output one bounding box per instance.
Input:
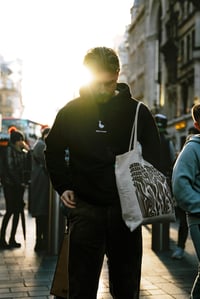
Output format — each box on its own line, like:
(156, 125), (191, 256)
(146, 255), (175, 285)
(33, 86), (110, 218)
(0, 292), (29, 298)
(140, 296), (174, 299)
(0, 282), (24, 287)
(28, 290), (51, 296)
(0, 288), (10, 294)
(0, 194), (199, 298)
(10, 286), (49, 293)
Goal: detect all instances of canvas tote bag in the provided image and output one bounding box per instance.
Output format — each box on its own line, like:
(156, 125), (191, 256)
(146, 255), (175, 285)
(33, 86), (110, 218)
(115, 102), (175, 232)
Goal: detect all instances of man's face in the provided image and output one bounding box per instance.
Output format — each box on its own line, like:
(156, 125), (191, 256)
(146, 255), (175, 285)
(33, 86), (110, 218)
(90, 70), (119, 103)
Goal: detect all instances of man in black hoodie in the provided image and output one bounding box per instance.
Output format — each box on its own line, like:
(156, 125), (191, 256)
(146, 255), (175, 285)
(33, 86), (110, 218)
(45, 47), (160, 299)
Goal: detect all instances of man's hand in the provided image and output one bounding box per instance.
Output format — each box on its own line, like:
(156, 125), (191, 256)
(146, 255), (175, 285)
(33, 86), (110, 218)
(61, 190), (76, 208)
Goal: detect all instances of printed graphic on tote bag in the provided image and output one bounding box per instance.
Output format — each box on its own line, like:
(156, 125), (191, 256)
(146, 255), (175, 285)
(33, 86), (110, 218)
(129, 162), (173, 218)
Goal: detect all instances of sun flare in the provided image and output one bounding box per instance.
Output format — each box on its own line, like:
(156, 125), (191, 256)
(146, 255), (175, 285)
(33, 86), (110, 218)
(76, 66), (93, 89)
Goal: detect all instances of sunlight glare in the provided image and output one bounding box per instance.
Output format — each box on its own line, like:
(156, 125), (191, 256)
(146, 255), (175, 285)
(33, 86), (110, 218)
(0, 0), (133, 125)
(74, 66), (93, 95)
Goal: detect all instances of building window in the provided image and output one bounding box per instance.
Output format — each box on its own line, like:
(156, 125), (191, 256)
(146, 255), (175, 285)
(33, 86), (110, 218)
(6, 96), (12, 106)
(180, 39), (185, 64)
(181, 3), (185, 20)
(192, 30), (195, 50)
(187, 34), (190, 62)
(6, 79), (13, 89)
(181, 83), (188, 114)
(188, 2), (194, 15)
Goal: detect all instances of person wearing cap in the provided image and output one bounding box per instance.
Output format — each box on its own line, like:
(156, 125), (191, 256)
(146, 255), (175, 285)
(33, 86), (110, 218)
(0, 130), (29, 249)
(45, 47), (160, 299)
(29, 127), (51, 252)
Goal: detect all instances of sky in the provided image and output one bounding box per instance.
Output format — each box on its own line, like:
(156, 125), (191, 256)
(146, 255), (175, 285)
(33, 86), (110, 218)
(0, 0), (133, 125)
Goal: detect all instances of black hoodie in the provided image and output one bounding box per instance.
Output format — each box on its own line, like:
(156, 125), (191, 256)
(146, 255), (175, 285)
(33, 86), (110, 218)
(45, 83), (160, 205)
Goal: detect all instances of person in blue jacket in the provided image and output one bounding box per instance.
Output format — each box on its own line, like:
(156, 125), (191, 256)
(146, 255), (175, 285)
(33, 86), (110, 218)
(172, 103), (200, 299)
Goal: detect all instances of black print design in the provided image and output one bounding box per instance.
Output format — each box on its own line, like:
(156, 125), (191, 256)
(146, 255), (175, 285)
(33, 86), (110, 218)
(129, 162), (174, 218)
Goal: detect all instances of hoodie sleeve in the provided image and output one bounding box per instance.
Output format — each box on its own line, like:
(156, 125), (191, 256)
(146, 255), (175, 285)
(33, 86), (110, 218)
(172, 142), (200, 213)
(45, 107), (72, 196)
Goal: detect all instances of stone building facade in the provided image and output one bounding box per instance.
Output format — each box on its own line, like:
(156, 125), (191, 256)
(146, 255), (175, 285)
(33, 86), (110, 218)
(126, 0), (200, 151)
(0, 56), (23, 120)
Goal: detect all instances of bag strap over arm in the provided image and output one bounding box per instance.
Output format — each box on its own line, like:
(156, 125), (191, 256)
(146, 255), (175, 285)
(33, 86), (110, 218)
(129, 102), (141, 151)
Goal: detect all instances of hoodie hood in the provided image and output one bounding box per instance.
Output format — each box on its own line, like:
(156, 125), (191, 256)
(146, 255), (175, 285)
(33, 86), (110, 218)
(79, 82), (132, 102)
(186, 134), (200, 145)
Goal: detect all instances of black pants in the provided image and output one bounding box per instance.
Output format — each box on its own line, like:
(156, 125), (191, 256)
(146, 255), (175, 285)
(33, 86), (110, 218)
(67, 198), (142, 299)
(0, 184), (25, 242)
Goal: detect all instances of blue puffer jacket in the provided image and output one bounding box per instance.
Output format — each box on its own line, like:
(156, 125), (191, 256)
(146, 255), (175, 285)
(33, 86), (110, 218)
(172, 135), (200, 215)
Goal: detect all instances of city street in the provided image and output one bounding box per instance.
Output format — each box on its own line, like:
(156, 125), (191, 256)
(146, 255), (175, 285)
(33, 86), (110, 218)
(0, 190), (198, 299)
(1, 2), (200, 298)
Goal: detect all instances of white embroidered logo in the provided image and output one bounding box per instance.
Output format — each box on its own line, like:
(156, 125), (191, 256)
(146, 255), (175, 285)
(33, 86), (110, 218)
(98, 120), (104, 129)
(96, 120), (107, 133)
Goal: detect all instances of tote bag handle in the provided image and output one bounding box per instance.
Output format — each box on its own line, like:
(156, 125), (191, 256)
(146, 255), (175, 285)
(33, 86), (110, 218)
(128, 102), (141, 151)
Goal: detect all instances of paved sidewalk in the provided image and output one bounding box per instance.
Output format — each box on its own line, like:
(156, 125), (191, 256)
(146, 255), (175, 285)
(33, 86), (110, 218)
(0, 193), (198, 298)
(140, 223), (197, 299)
(99, 222), (197, 299)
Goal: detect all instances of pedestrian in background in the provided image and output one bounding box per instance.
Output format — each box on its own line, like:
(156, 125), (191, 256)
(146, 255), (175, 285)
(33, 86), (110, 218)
(172, 103), (200, 298)
(154, 113), (176, 182)
(30, 127), (50, 252)
(45, 46), (160, 299)
(0, 129), (29, 249)
(172, 126), (199, 260)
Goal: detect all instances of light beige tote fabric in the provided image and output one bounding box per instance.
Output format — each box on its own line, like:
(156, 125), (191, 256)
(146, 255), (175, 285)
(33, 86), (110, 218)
(115, 102), (175, 232)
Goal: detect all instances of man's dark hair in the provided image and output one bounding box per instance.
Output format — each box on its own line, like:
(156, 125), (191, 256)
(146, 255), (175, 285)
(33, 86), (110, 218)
(83, 47), (120, 73)
(192, 103), (200, 123)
